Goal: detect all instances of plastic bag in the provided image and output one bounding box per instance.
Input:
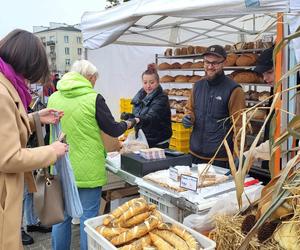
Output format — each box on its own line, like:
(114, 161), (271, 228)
(52, 123), (83, 218)
(121, 129), (149, 154)
(183, 185), (263, 232)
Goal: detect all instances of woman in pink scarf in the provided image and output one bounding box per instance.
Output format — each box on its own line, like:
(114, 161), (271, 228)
(0, 29), (68, 250)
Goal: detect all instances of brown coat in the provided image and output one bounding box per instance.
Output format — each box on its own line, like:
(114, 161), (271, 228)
(0, 73), (57, 250)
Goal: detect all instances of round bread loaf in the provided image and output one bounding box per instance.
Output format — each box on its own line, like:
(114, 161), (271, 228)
(180, 47), (188, 55)
(189, 75), (202, 83)
(158, 62), (171, 70)
(164, 48), (172, 56)
(160, 75), (175, 83)
(171, 62), (181, 69)
(181, 62), (193, 69)
(175, 75), (190, 83)
(174, 48), (181, 56)
(232, 71), (260, 83)
(194, 46), (207, 54)
(236, 53), (257, 66)
(187, 46), (194, 54)
(224, 53), (238, 66)
(191, 61), (204, 68)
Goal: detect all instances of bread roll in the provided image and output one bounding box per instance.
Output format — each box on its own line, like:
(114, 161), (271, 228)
(171, 62), (181, 69)
(194, 46), (206, 54)
(160, 75), (175, 83)
(191, 61), (203, 69)
(174, 48), (181, 56)
(181, 62), (193, 69)
(236, 53), (257, 66)
(164, 48), (173, 56)
(224, 53), (238, 66)
(158, 63), (171, 70)
(189, 75), (202, 83)
(175, 75), (190, 83)
(149, 232), (175, 250)
(187, 46), (194, 54)
(180, 47), (188, 55)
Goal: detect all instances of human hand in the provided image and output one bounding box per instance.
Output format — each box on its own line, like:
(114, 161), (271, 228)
(50, 141), (68, 158)
(120, 112), (135, 121)
(38, 108), (64, 124)
(182, 115), (193, 128)
(126, 118), (137, 129)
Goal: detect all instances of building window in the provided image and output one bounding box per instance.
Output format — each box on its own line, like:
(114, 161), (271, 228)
(65, 47), (70, 55)
(77, 48), (82, 55)
(64, 36), (69, 43)
(50, 46), (55, 53)
(65, 59), (70, 65)
(77, 37), (81, 43)
(49, 36), (55, 42)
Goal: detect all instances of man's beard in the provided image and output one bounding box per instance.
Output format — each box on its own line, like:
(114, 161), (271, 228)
(205, 69), (223, 81)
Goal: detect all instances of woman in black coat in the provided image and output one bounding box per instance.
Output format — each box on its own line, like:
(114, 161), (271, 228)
(131, 64), (172, 148)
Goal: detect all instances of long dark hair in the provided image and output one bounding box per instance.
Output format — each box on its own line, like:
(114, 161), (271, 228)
(0, 29), (50, 83)
(142, 63), (159, 82)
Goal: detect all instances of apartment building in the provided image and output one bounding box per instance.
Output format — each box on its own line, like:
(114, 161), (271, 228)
(34, 23), (83, 74)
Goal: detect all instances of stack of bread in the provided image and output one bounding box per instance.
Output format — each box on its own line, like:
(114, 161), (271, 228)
(96, 197), (202, 250)
(231, 70), (263, 83)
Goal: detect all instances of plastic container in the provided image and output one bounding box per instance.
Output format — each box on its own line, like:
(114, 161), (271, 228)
(84, 212), (216, 250)
(172, 122), (192, 132)
(173, 130), (191, 140)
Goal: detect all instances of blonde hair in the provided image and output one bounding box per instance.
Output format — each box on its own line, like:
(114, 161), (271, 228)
(71, 60), (99, 78)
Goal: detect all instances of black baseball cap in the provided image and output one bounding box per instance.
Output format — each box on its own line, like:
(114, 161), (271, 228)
(254, 46), (274, 74)
(202, 45), (227, 59)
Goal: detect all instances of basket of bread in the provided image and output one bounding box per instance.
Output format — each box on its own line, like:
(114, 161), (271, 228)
(84, 197), (216, 250)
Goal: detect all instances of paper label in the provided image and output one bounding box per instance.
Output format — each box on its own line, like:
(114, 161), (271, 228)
(169, 167), (179, 181)
(180, 174), (198, 191)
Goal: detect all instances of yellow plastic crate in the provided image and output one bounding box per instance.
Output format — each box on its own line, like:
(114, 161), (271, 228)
(172, 138), (190, 147)
(170, 137), (176, 147)
(169, 145), (177, 151)
(175, 145), (189, 153)
(172, 130), (191, 140)
(171, 122), (192, 132)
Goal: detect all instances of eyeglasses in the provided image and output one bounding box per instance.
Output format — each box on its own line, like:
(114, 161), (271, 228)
(203, 59), (225, 67)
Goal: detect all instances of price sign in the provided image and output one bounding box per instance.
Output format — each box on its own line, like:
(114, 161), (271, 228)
(180, 174), (198, 192)
(169, 167), (179, 181)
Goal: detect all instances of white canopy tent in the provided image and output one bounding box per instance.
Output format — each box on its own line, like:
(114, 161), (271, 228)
(81, 0), (300, 49)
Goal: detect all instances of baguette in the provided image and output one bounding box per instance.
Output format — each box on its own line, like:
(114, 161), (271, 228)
(149, 232), (175, 250)
(96, 226), (127, 239)
(121, 211), (152, 228)
(152, 229), (189, 250)
(110, 215), (159, 246)
(115, 200), (149, 224)
(103, 197), (146, 226)
(171, 224), (199, 250)
(118, 234), (152, 250)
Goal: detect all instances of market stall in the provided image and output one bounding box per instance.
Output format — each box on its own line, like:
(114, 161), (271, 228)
(80, 1), (300, 249)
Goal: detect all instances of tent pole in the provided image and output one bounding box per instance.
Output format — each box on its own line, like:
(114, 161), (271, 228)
(274, 13), (283, 176)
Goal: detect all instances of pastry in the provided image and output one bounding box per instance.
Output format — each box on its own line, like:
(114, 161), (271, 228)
(96, 226), (127, 238)
(158, 63), (171, 70)
(175, 75), (190, 83)
(180, 47), (188, 55)
(194, 46), (206, 54)
(171, 62), (181, 69)
(174, 48), (181, 56)
(171, 224), (199, 250)
(181, 62), (193, 69)
(236, 53), (257, 66)
(187, 46), (194, 54)
(110, 215), (160, 246)
(191, 61), (203, 69)
(149, 232), (175, 250)
(103, 197), (147, 226)
(189, 75), (202, 83)
(118, 234), (152, 250)
(160, 75), (175, 83)
(152, 229), (189, 250)
(224, 53), (238, 66)
(164, 48), (172, 56)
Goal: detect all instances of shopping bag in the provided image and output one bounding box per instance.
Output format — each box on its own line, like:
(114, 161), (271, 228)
(120, 129), (149, 153)
(52, 123), (83, 218)
(32, 112), (65, 226)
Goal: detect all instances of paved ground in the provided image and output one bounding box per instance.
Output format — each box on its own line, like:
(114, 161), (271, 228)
(24, 224), (80, 250)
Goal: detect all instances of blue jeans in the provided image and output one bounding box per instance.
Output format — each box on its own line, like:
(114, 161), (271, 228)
(22, 184), (39, 227)
(52, 187), (102, 250)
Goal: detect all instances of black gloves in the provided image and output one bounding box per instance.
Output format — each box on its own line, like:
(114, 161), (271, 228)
(182, 115), (193, 128)
(120, 112), (135, 121)
(134, 122), (142, 139)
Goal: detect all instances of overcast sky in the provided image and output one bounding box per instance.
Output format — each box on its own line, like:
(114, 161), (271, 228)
(0, 0), (106, 38)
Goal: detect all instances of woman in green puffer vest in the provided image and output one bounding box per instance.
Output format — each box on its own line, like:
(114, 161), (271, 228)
(48, 60), (137, 250)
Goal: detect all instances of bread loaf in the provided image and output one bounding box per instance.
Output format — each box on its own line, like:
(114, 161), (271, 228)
(194, 46), (206, 54)
(164, 48), (173, 56)
(175, 75), (190, 83)
(152, 229), (189, 250)
(110, 215), (160, 246)
(181, 62), (193, 69)
(149, 232), (175, 250)
(171, 62), (181, 69)
(118, 234), (152, 250)
(180, 47), (188, 55)
(187, 46), (194, 54)
(171, 224), (199, 250)
(189, 75), (202, 83)
(160, 75), (175, 83)
(158, 63), (171, 70)
(236, 53), (257, 66)
(191, 61), (203, 69)
(224, 53), (238, 66)
(232, 71), (260, 83)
